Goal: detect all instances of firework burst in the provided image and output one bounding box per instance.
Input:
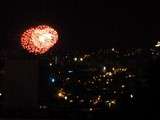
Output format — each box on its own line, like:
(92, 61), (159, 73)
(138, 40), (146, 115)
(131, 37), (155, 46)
(21, 25), (58, 55)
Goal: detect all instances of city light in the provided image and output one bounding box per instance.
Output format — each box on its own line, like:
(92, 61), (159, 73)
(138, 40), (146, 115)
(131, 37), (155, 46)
(58, 92), (63, 97)
(80, 58), (83, 61)
(106, 81), (109, 84)
(108, 72), (112, 76)
(49, 63), (52, 66)
(155, 41), (160, 47)
(130, 94), (134, 98)
(128, 74), (132, 78)
(103, 66), (106, 72)
(51, 78), (55, 83)
(68, 70), (73, 73)
(40, 105), (48, 109)
(121, 85), (125, 88)
(89, 108), (93, 111)
(112, 67), (115, 71)
(66, 77), (70, 80)
(64, 96), (68, 100)
(73, 57), (78, 61)
(113, 91), (117, 94)
(47, 48), (155, 111)
(111, 100), (116, 104)
(80, 99), (84, 103)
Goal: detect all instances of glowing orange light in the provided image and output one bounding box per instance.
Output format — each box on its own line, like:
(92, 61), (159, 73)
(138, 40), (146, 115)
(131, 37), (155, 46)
(21, 25), (58, 55)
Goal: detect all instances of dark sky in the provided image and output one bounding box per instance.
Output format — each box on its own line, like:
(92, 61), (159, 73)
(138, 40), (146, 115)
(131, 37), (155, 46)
(1, 1), (160, 50)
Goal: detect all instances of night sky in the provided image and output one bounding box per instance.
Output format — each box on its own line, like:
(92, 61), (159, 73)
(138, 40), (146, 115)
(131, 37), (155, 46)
(1, 1), (160, 117)
(1, 1), (160, 50)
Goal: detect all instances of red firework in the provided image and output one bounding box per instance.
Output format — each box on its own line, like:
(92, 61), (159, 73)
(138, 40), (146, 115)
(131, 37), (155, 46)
(21, 25), (58, 54)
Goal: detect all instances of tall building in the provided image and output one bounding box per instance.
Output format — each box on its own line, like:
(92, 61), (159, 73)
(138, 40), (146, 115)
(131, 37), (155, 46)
(3, 59), (39, 110)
